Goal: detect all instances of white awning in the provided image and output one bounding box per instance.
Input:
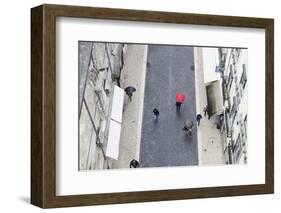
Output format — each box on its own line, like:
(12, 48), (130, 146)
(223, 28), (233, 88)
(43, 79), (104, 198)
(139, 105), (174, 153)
(106, 85), (124, 160)
(206, 80), (224, 115)
(202, 47), (220, 83)
(110, 85), (124, 123)
(105, 120), (121, 160)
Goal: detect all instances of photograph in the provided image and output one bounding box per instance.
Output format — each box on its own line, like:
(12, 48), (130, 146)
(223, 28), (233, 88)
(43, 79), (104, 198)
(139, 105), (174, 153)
(78, 42), (248, 171)
(30, 4), (274, 208)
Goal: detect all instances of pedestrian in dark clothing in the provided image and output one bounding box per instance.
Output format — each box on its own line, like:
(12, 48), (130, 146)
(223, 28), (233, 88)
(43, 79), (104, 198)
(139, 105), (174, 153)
(152, 108), (160, 120)
(183, 120), (194, 136)
(176, 102), (181, 111)
(124, 86), (136, 101)
(203, 105), (208, 116)
(196, 114), (202, 126)
(130, 159), (140, 168)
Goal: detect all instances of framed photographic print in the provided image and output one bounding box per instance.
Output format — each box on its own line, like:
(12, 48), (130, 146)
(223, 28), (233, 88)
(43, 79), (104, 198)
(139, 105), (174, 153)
(31, 4), (274, 208)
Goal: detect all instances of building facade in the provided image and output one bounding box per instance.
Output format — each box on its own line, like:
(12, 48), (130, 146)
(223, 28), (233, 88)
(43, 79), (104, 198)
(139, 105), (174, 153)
(219, 48), (248, 164)
(79, 42), (124, 170)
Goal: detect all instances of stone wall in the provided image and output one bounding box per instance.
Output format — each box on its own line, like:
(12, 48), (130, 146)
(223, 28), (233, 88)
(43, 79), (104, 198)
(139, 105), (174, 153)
(79, 42), (123, 170)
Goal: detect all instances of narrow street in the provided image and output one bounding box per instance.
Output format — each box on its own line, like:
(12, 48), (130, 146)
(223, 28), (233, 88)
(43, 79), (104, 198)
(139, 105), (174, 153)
(139, 45), (198, 167)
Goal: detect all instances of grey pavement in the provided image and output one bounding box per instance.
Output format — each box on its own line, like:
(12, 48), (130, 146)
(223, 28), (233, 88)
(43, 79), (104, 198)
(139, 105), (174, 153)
(139, 45), (198, 167)
(194, 47), (225, 165)
(112, 45), (148, 169)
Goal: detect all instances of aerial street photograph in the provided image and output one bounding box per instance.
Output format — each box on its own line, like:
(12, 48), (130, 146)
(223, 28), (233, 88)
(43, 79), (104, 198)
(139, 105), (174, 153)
(78, 41), (248, 171)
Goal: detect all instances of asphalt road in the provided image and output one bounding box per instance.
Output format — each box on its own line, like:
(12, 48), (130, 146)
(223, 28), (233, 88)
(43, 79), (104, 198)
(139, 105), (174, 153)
(139, 45), (198, 168)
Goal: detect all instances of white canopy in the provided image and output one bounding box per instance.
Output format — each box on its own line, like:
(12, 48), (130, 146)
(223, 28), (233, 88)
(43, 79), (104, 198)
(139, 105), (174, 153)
(110, 85), (124, 123)
(105, 86), (124, 160)
(105, 120), (122, 160)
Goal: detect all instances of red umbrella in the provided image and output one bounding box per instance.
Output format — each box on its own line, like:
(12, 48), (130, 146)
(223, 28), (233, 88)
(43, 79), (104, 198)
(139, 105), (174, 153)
(176, 92), (186, 103)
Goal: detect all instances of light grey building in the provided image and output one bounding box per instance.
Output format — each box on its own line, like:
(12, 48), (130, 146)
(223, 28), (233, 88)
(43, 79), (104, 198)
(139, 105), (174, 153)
(78, 42), (124, 170)
(219, 48), (248, 164)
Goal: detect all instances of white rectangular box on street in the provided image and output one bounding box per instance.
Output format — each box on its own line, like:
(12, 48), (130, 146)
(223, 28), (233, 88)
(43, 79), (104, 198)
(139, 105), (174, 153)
(110, 85), (124, 123)
(106, 120), (122, 160)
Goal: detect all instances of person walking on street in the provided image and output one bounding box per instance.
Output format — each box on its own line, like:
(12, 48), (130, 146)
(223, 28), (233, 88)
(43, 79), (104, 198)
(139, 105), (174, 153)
(175, 92), (186, 111)
(183, 119), (194, 136)
(124, 86), (136, 101)
(152, 108), (160, 120)
(203, 105), (208, 116)
(203, 105), (211, 119)
(196, 114), (202, 126)
(130, 159), (140, 168)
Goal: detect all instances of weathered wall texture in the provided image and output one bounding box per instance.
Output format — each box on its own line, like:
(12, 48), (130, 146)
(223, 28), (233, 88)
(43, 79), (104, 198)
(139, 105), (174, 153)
(79, 42), (124, 170)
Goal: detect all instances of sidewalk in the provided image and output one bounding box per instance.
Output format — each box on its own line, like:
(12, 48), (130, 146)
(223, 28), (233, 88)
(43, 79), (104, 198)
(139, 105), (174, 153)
(112, 45), (148, 169)
(194, 47), (225, 166)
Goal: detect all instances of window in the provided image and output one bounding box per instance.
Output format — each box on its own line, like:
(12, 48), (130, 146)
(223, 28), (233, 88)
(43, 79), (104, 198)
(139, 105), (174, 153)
(230, 96), (237, 126)
(244, 115), (247, 139)
(236, 48), (241, 58)
(225, 111), (231, 137)
(230, 107), (237, 127)
(234, 134), (242, 163)
(240, 64), (247, 89)
(228, 64), (234, 90)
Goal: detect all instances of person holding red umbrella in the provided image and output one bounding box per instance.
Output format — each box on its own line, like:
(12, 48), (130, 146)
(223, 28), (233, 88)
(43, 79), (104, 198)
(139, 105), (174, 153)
(175, 92), (186, 111)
